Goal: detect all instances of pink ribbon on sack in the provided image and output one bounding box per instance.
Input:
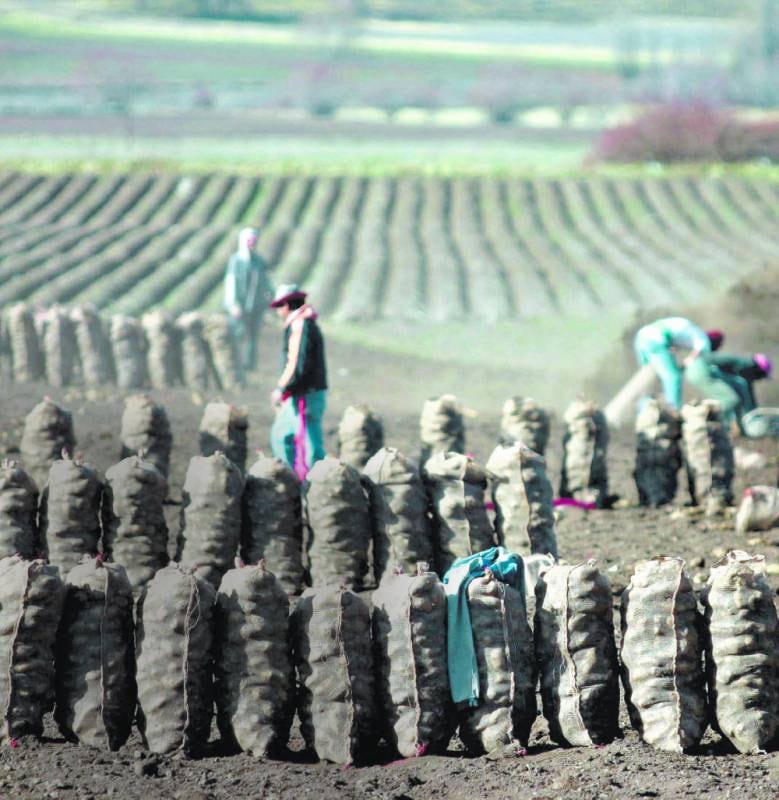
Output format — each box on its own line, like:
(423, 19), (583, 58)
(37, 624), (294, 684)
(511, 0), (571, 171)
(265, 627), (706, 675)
(293, 395), (309, 482)
(554, 497), (597, 511)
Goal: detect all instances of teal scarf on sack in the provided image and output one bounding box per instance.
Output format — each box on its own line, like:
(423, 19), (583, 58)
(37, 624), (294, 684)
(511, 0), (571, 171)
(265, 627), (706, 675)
(443, 547), (525, 708)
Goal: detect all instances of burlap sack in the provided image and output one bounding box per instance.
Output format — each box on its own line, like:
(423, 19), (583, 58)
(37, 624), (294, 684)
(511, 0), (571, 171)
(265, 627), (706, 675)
(55, 559), (136, 750)
(142, 310), (181, 389)
(500, 396), (550, 455)
(176, 453), (244, 588)
(175, 311), (210, 392)
(241, 456), (304, 595)
(337, 404), (384, 469)
(118, 394), (172, 479)
(102, 454), (169, 598)
(620, 557), (707, 752)
(38, 455), (102, 576)
(109, 315), (148, 390)
(634, 399), (682, 507)
(420, 394), (465, 462)
(0, 459), (38, 559)
(734, 486), (779, 535)
(0, 314), (11, 384)
(304, 457), (371, 590)
(293, 586), (376, 764)
(203, 314), (242, 391)
(681, 400), (734, 515)
(559, 399), (609, 507)
(535, 562), (619, 747)
(522, 552), (556, 619)
(701, 550), (779, 753)
(372, 566), (454, 757)
(486, 442), (557, 560)
(6, 303), (44, 383)
(215, 562), (293, 757)
(458, 572), (536, 755)
(71, 304), (114, 387)
(135, 564), (215, 755)
(20, 397), (76, 491)
(42, 305), (77, 388)
(422, 452), (495, 576)
(199, 402), (248, 474)
(0, 556), (66, 741)
(363, 447), (434, 582)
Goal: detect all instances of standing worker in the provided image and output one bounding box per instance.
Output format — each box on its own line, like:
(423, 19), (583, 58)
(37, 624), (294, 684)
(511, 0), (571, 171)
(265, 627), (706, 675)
(223, 227), (274, 373)
(269, 284), (328, 480)
(633, 316), (714, 410)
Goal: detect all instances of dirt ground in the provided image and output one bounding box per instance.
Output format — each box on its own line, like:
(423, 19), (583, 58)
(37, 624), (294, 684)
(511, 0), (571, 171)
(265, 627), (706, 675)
(1, 330), (778, 800)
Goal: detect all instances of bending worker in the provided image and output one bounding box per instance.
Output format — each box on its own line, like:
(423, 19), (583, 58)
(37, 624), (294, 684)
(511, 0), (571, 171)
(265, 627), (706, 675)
(223, 227), (274, 373)
(269, 284), (328, 480)
(686, 349), (776, 437)
(634, 316), (714, 409)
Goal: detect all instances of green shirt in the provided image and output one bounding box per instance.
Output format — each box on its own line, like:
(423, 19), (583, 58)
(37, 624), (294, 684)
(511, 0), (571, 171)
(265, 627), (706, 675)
(223, 251), (273, 315)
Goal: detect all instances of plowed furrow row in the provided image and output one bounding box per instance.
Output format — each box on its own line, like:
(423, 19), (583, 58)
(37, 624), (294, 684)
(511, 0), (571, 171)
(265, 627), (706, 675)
(64, 175), (128, 227)
(275, 176), (341, 288)
(419, 178), (467, 320)
(335, 177), (395, 321)
(447, 178), (509, 320)
(604, 179), (710, 297)
(161, 227), (238, 316)
(0, 223), (136, 306)
(88, 174), (154, 227)
(29, 226), (162, 306)
(689, 177), (779, 263)
(384, 177), (426, 319)
(0, 174), (69, 226)
(719, 178), (779, 241)
(520, 179), (601, 311)
(308, 177), (367, 316)
(109, 224), (230, 316)
(549, 178), (641, 308)
(575, 179), (681, 306)
(630, 179), (725, 282)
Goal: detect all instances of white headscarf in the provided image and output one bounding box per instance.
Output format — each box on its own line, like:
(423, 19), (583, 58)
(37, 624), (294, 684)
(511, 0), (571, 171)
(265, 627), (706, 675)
(238, 227), (258, 258)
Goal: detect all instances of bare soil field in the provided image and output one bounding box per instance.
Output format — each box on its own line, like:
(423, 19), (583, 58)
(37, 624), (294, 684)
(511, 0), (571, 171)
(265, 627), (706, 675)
(0, 327), (777, 800)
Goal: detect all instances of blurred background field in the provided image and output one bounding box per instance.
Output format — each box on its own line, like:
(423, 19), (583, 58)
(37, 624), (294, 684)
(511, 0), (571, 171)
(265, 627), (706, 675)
(1, 0), (778, 408)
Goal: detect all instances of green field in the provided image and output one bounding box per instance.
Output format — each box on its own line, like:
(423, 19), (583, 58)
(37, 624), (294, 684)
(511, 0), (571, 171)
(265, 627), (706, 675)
(1, 3), (767, 128)
(0, 135), (591, 175)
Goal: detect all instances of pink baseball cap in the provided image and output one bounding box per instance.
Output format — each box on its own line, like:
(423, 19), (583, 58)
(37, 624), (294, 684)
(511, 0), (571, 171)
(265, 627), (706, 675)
(754, 353), (773, 378)
(706, 329), (724, 351)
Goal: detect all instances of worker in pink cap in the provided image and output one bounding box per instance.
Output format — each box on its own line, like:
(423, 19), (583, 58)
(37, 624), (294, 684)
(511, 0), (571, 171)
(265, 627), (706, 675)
(688, 340), (776, 436)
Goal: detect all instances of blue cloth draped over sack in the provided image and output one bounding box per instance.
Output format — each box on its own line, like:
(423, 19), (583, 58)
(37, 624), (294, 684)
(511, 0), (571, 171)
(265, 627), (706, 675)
(442, 547), (525, 708)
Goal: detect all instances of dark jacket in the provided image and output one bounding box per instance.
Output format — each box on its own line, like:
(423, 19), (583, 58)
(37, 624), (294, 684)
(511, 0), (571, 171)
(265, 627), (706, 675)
(279, 306), (327, 397)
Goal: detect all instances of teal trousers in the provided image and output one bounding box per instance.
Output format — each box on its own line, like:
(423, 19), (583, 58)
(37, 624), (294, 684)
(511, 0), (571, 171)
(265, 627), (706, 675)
(270, 389), (327, 476)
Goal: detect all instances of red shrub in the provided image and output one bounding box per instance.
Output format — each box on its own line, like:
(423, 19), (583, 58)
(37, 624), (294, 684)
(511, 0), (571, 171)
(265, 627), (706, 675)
(590, 103), (779, 164)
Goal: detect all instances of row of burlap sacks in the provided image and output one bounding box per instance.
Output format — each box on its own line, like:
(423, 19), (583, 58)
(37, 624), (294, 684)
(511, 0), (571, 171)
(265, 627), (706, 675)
(17, 394), (249, 491)
(10, 389), (560, 594)
(635, 397), (735, 514)
(13, 392), (747, 602)
(419, 394), (737, 514)
(2, 423), (557, 600)
(0, 302), (245, 391)
(346, 394), (607, 509)
(0, 551), (775, 762)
